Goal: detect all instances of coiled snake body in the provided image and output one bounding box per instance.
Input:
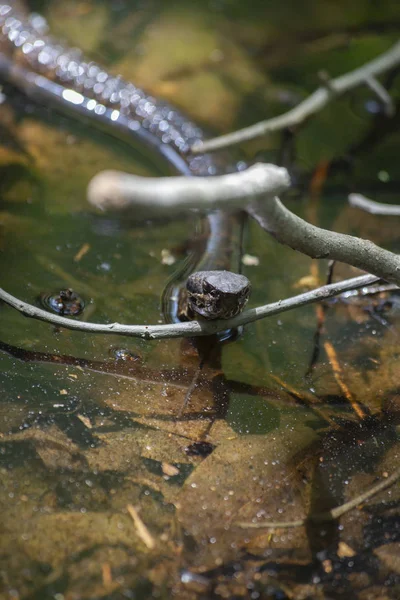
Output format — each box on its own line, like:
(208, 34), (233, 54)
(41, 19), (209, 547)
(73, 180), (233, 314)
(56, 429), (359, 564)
(0, 2), (251, 323)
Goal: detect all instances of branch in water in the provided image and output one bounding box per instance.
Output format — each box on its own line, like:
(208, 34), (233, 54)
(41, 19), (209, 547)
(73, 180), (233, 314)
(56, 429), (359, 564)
(349, 193), (400, 216)
(87, 163), (290, 213)
(0, 273), (379, 340)
(238, 467), (400, 529)
(248, 196), (400, 287)
(90, 161), (400, 288)
(191, 41), (400, 154)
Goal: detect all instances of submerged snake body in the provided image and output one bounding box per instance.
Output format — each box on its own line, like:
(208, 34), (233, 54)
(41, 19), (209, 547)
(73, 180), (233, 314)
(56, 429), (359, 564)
(0, 2), (250, 322)
(0, 3), (221, 175)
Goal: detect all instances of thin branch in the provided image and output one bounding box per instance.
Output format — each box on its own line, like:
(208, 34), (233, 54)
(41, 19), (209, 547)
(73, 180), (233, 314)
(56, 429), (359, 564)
(126, 504), (156, 550)
(0, 273), (379, 340)
(178, 361), (204, 418)
(364, 75), (395, 117)
(238, 467), (400, 529)
(323, 340), (369, 420)
(248, 196), (400, 287)
(349, 193), (400, 215)
(87, 163), (290, 213)
(305, 260), (335, 378)
(191, 41), (400, 154)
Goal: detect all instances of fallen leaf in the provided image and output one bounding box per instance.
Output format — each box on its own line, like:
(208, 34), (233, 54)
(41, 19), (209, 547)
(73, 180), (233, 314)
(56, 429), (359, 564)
(178, 425), (318, 567)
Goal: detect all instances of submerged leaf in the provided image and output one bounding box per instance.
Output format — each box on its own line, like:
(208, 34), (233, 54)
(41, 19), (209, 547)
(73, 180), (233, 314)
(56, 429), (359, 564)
(178, 425), (318, 567)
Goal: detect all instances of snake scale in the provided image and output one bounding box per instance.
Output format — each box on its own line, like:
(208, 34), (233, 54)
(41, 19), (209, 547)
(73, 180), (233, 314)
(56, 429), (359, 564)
(0, 1), (251, 325)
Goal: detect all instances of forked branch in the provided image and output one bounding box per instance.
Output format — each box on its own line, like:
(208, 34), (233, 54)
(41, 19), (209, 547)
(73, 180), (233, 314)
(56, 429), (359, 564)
(89, 164), (400, 288)
(191, 41), (400, 154)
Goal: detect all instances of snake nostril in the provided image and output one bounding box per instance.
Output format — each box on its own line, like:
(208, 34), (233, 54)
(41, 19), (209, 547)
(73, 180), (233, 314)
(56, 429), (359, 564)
(39, 288), (85, 316)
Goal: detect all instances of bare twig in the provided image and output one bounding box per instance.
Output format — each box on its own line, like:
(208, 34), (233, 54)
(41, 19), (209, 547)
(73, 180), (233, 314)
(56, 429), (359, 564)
(349, 193), (400, 215)
(178, 360), (205, 418)
(0, 274), (379, 340)
(323, 340), (369, 420)
(87, 163), (290, 213)
(364, 75), (395, 117)
(305, 260), (335, 378)
(269, 373), (340, 429)
(126, 504), (156, 550)
(248, 196), (400, 286)
(238, 467), (400, 529)
(191, 41), (400, 154)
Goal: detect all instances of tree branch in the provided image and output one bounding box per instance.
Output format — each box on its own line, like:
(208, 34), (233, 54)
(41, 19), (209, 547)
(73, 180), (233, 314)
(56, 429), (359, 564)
(0, 274), (379, 340)
(364, 75), (395, 117)
(349, 193), (400, 215)
(248, 196), (400, 286)
(87, 163), (290, 213)
(191, 41), (400, 154)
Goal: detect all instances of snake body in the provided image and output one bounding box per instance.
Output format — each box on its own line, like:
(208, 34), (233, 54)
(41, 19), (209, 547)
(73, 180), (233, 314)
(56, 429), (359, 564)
(0, 2), (250, 322)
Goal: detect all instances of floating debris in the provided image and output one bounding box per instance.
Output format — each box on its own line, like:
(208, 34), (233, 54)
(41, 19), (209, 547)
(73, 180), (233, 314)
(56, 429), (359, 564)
(242, 253), (260, 266)
(161, 248), (176, 265)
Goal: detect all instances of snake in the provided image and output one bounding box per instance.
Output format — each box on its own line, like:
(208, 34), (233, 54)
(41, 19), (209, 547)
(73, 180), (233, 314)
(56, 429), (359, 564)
(0, 1), (251, 324)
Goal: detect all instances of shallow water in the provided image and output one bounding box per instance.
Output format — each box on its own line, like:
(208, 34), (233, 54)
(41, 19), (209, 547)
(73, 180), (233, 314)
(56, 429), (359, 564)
(0, 1), (399, 598)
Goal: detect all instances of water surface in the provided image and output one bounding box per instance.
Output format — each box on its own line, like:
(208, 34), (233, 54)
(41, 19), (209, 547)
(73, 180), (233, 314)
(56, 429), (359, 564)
(0, 1), (399, 598)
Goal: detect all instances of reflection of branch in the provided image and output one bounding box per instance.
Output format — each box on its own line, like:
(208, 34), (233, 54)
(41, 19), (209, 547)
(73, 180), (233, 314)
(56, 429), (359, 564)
(349, 193), (400, 215)
(238, 467), (400, 529)
(191, 41), (400, 154)
(0, 339), (193, 388)
(0, 273), (379, 340)
(87, 163), (290, 213)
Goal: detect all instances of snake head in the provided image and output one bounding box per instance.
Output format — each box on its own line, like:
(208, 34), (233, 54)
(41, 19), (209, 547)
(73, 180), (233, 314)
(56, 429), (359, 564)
(186, 270), (251, 320)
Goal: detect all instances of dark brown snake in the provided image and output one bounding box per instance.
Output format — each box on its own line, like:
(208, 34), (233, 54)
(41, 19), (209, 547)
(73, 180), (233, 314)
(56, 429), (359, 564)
(0, 1), (251, 327)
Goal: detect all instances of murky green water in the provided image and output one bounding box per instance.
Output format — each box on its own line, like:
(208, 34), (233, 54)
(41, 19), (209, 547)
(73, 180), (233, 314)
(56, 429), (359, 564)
(0, 1), (399, 598)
